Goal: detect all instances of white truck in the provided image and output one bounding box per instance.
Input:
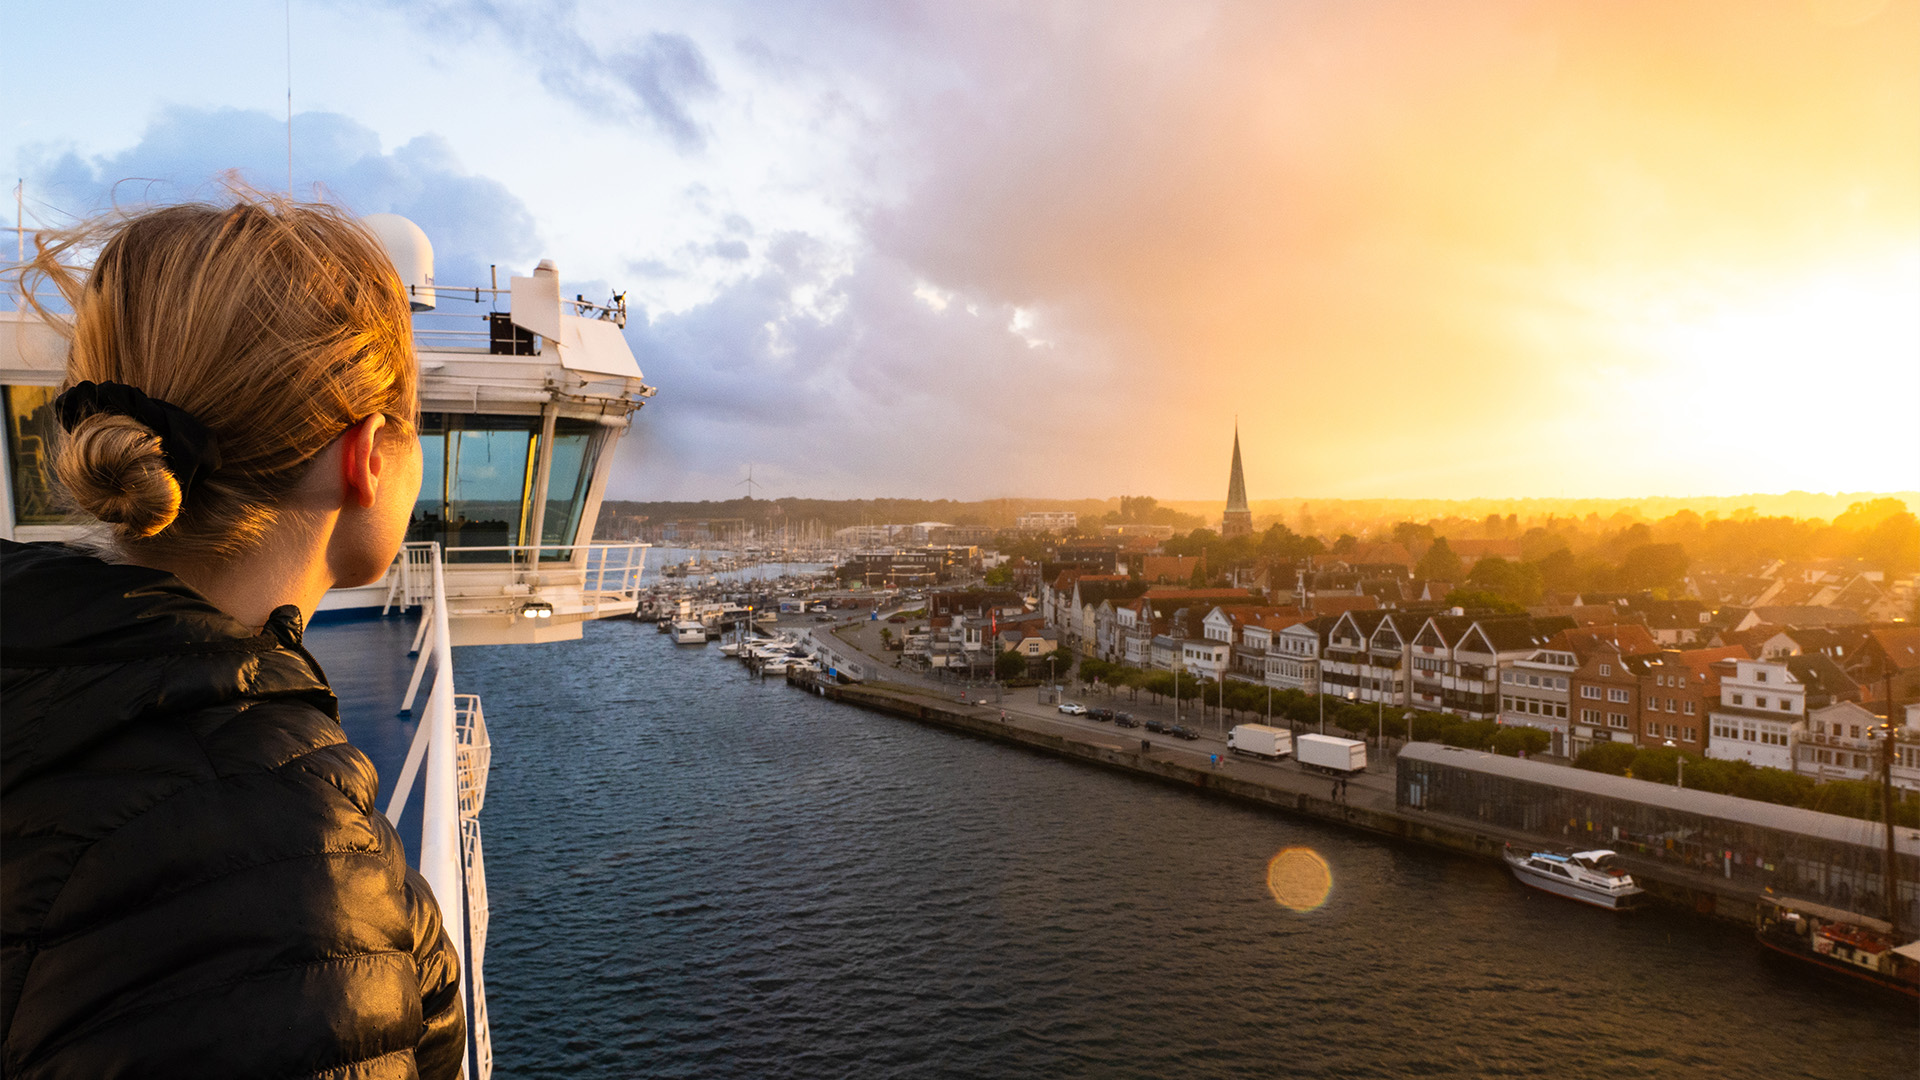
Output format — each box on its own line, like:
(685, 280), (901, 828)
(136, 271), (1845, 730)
(1296, 733), (1367, 774)
(1227, 724), (1293, 760)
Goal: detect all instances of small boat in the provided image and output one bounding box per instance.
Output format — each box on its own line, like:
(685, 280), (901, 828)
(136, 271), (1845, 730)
(671, 620), (710, 644)
(1756, 895), (1920, 999)
(1502, 846), (1644, 910)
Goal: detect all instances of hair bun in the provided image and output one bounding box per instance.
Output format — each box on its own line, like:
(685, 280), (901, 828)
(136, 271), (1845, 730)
(55, 413), (184, 538)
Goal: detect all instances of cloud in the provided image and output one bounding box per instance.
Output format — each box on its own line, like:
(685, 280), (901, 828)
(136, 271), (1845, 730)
(18, 105), (541, 285)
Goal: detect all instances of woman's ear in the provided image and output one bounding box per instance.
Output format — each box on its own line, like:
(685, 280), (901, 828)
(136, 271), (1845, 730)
(339, 415), (390, 509)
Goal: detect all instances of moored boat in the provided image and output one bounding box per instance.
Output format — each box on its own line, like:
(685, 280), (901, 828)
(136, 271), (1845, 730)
(672, 620), (710, 644)
(1756, 895), (1920, 998)
(1502, 845), (1645, 910)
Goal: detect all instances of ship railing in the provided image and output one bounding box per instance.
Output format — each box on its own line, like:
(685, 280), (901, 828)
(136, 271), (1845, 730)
(390, 541), (650, 625)
(381, 542), (492, 1080)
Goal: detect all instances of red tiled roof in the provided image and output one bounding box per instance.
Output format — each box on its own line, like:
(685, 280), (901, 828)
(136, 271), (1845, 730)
(1551, 624), (1662, 659)
(1310, 595), (1380, 615)
(1869, 626), (1920, 669)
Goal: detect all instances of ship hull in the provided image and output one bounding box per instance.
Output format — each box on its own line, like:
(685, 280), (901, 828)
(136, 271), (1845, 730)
(1756, 933), (1920, 999)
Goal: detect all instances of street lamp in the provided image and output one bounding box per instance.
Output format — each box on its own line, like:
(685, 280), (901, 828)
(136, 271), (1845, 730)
(1664, 738), (1684, 789)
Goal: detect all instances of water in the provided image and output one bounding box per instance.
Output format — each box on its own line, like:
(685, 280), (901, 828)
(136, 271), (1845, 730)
(454, 620), (1916, 1078)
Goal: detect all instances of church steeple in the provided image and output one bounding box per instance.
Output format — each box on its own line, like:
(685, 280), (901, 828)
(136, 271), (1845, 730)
(1221, 421), (1252, 538)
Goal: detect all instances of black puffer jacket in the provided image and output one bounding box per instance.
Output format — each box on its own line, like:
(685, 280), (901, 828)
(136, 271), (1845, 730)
(0, 540), (464, 1078)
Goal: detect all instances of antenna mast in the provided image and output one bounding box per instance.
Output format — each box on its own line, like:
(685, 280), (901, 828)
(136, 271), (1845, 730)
(285, 0), (294, 193)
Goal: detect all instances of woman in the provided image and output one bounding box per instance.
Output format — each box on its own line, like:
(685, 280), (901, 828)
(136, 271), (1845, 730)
(1, 195), (464, 1078)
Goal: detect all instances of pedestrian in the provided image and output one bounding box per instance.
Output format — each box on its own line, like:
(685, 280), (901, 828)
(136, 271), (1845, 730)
(2, 193), (463, 1076)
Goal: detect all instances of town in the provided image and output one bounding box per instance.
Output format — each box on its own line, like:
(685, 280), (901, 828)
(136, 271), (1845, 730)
(637, 435), (1920, 820)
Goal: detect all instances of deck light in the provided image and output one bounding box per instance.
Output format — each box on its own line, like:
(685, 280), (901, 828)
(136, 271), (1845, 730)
(521, 601), (554, 620)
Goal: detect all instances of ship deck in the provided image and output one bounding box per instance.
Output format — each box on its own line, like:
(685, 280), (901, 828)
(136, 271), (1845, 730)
(306, 611), (428, 864)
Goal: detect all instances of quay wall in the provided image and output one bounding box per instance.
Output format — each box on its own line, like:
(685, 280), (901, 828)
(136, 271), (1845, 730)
(787, 671), (1764, 926)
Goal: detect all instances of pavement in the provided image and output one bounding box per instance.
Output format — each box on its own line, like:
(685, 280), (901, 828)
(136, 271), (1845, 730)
(770, 611), (1403, 815)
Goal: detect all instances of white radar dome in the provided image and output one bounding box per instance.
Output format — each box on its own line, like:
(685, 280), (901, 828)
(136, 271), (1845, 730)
(362, 213), (436, 311)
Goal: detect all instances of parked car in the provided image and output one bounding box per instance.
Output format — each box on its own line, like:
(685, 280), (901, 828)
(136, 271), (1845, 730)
(887, 614), (907, 623)
(1168, 724), (1200, 740)
(1058, 702), (1087, 715)
(1089, 708), (1115, 722)
(1144, 719), (1168, 734)
(1113, 713), (1138, 728)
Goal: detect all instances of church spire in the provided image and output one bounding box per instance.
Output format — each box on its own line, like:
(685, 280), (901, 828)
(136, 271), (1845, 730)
(1221, 420), (1252, 538)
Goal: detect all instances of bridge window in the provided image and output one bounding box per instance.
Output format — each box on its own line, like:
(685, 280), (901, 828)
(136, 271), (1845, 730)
(3, 386), (62, 526)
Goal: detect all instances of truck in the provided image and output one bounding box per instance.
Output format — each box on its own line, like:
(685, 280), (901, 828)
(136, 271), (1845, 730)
(1227, 724), (1293, 760)
(1296, 733), (1367, 774)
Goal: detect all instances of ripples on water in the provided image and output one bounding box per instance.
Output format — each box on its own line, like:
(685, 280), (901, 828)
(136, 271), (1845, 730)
(458, 622), (1917, 1078)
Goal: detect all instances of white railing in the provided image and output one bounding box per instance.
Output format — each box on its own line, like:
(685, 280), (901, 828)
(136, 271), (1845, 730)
(383, 543), (492, 1080)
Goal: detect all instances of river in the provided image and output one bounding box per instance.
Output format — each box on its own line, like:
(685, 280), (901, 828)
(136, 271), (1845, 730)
(453, 617), (1916, 1078)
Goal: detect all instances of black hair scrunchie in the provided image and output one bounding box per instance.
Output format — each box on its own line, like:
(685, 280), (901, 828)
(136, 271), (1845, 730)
(52, 380), (223, 497)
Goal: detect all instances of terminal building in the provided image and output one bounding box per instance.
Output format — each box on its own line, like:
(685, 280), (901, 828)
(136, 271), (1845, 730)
(1396, 742), (1920, 928)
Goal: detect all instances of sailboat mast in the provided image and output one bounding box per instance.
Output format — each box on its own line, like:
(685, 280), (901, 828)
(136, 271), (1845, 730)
(1885, 669), (1900, 936)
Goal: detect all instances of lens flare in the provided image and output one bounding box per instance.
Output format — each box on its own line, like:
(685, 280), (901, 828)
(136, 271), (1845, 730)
(1266, 847), (1333, 912)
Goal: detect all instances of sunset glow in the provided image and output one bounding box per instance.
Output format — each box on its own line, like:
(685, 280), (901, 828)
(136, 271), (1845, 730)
(7, 0), (1919, 500)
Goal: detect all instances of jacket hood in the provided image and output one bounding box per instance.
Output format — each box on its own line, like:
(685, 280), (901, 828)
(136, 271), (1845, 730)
(1, 540), (336, 791)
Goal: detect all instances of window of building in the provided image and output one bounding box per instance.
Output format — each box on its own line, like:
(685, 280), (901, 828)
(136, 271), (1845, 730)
(1755, 697), (1767, 709)
(1608, 713), (1628, 728)
(1684, 727), (1695, 741)
(1780, 699), (1792, 711)
(1582, 708), (1600, 724)
(1684, 701), (1696, 715)
(1555, 704), (1567, 718)
(1600, 664), (1612, 676)
(1607, 688), (1630, 703)
(1581, 686), (1601, 700)
(1756, 671), (1768, 682)
(1732, 694), (1744, 706)
(1645, 720), (1658, 736)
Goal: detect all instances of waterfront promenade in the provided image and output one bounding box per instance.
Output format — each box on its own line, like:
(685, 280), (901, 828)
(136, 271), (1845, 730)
(777, 613), (1803, 926)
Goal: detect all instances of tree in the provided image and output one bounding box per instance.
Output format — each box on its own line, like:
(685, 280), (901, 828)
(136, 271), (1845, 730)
(1415, 537), (1464, 583)
(994, 650), (1027, 680)
(1465, 556), (1544, 606)
(1332, 533), (1358, 555)
(1492, 727), (1550, 757)
(984, 565), (1014, 587)
(1392, 521), (1436, 554)
(1618, 543), (1689, 592)
(1573, 742), (1638, 776)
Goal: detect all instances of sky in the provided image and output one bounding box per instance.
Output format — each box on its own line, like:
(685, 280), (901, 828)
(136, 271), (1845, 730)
(8, 0), (1919, 503)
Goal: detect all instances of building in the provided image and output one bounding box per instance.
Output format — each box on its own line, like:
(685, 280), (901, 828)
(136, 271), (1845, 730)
(1180, 637), (1232, 681)
(1101, 523), (1176, 540)
(1267, 618), (1332, 693)
(1845, 626), (1920, 706)
(1141, 555), (1202, 584)
(1795, 700), (1920, 791)
(1706, 658), (1812, 771)
(1015, 511), (1078, 533)
(1568, 643), (1645, 758)
(1220, 424), (1252, 539)
(1498, 647), (1578, 751)
(1627, 646), (1747, 756)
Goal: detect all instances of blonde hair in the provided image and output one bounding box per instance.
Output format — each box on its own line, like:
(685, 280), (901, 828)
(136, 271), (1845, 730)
(14, 190), (418, 556)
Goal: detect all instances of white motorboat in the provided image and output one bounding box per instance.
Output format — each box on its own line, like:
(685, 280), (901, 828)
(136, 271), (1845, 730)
(672, 620), (710, 644)
(1502, 846), (1645, 910)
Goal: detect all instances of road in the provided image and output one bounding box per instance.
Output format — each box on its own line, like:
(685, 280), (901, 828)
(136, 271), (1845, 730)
(772, 611), (1404, 814)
